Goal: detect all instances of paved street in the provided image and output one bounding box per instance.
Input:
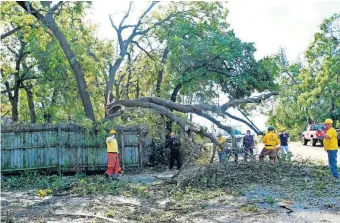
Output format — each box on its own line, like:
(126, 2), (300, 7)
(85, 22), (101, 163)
(259, 141), (340, 165)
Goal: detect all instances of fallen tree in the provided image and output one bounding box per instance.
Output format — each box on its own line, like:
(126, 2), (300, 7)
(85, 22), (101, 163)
(106, 91), (279, 167)
(107, 91), (278, 136)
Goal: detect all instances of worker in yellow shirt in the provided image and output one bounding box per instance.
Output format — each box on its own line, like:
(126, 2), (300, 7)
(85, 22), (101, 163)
(318, 119), (339, 179)
(105, 130), (121, 179)
(259, 126), (280, 164)
(216, 132), (227, 164)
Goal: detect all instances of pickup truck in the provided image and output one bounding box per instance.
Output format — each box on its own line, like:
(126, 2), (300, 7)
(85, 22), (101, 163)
(302, 123), (340, 147)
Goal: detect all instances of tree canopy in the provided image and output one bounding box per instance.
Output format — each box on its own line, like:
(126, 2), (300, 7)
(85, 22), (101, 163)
(267, 13), (340, 138)
(1, 1), (285, 142)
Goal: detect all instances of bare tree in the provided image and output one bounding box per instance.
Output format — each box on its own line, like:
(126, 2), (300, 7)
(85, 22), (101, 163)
(106, 2), (182, 107)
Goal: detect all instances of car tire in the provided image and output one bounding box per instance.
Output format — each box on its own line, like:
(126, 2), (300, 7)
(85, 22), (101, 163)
(311, 139), (317, 147)
(302, 137), (308, 145)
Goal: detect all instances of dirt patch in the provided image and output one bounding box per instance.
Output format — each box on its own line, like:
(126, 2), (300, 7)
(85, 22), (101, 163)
(2, 188), (340, 223)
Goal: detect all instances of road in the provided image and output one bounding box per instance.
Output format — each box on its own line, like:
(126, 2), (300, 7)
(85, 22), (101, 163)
(259, 141), (340, 165)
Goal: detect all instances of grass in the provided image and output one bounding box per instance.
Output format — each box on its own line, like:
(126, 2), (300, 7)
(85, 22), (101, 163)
(240, 204), (259, 212)
(1, 172), (152, 199)
(265, 195), (275, 204)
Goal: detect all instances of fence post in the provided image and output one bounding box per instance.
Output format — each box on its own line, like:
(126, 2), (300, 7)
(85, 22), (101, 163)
(121, 133), (125, 172)
(139, 131), (143, 170)
(57, 125), (62, 175)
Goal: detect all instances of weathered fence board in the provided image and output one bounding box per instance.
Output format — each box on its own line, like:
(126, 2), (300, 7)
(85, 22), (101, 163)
(1, 124), (154, 173)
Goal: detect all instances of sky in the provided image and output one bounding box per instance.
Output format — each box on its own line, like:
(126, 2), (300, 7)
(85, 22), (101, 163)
(86, 0), (340, 134)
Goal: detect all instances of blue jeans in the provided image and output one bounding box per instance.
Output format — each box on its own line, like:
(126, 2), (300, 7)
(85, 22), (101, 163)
(327, 150), (339, 178)
(218, 151), (226, 164)
(280, 146), (289, 154)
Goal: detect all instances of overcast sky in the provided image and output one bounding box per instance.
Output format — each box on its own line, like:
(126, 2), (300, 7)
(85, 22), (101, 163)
(86, 0), (340, 133)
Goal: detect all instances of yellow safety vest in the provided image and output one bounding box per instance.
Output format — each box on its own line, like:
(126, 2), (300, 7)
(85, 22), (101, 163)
(106, 137), (118, 153)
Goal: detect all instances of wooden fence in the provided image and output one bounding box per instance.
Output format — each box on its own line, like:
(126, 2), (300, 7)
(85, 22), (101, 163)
(1, 124), (153, 173)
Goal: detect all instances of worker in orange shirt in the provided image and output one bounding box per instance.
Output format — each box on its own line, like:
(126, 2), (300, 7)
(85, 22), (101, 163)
(105, 130), (121, 179)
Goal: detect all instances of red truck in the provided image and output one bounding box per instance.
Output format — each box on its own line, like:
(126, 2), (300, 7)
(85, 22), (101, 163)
(302, 123), (340, 146)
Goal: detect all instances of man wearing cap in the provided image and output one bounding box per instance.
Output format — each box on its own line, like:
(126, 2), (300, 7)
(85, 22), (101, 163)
(259, 126), (280, 164)
(216, 132), (227, 164)
(165, 132), (181, 170)
(105, 130), (121, 179)
(318, 119), (339, 179)
(279, 128), (290, 158)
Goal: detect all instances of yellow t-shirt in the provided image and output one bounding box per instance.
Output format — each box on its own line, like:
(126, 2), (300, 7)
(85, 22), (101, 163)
(216, 136), (226, 152)
(323, 127), (338, 151)
(106, 136), (118, 153)
(262, 132), (280, 150)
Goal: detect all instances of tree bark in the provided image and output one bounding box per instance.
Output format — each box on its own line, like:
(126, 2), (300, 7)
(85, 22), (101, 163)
(166, 83), (182, 133)
(5, 81), (19, 123)
(17, 1), (96, 122)
(156, 47), (169, 96)
(11, 90), (19, 123)
(107, 93), (278, 136)
(170, 83), (182, 102)
(126, 54), (132, 99)
(136, 74), (140, 99)
(106, 57), (124, 104)
(23, 84), (36, 123)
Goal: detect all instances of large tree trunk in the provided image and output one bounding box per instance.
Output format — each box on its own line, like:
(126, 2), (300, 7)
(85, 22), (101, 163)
(105, 58), (124, 106)
(11, 91), (19, 123)
(24, 85), (36, 123)
(17, 2), (96, 122)
(166, 83), (182, 133)
(43, 88), (58, 123)
(156, 47), (168, 96)
(136, 74), (140, 99)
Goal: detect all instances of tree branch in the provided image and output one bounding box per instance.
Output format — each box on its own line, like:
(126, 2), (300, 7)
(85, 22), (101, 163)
(99, 110), (124, 124)
(107, 91), (279, 135)
(156, 46), (169, 96)
(6, 46), (18, 56)
(119, 1), (133, 28)
(1, 26), (22, 40)
(135, 11), (175, 36)
(283, 70), (299, 85)
(131, 40), (155, 60)
(50, 1), (64, 12)
(131, 1), (158, 35)
(223, 111), (263, 135)
(220, 92), (280, 111)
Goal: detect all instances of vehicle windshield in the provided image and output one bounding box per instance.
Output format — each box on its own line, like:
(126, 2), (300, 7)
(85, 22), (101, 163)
(311, 124), (325, 130)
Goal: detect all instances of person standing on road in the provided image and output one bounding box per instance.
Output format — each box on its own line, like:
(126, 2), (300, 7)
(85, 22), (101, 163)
(318, 119), (339, 179)
(105, 130), (121, 179)
(259, 126), (280, 164)
(165, 132), (181, 170)
(216, 132), (227, 164)
(243, 130), (254, 161)
(279, 128), (290, 158)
